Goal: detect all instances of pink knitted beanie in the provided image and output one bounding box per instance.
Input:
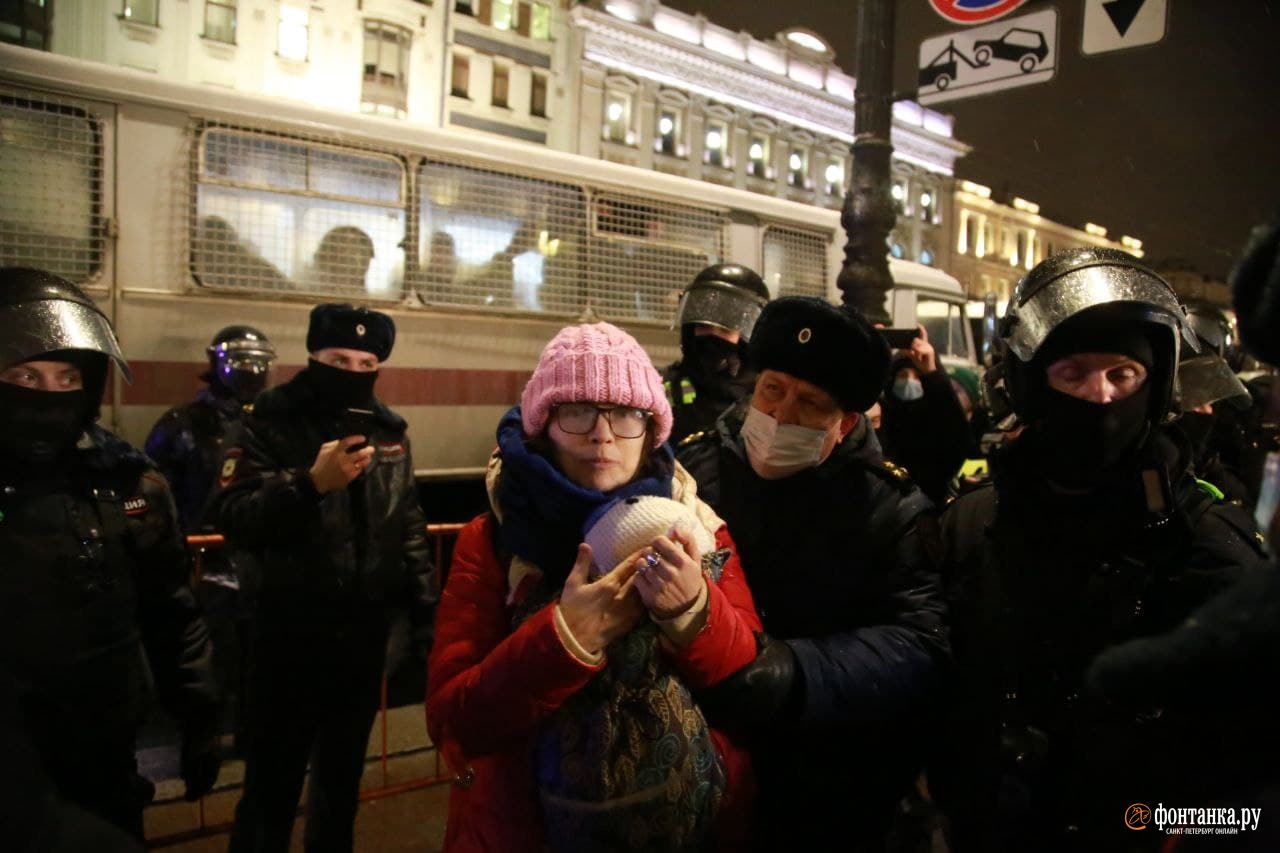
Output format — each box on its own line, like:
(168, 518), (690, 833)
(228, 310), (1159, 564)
(521, 322), (673, 447)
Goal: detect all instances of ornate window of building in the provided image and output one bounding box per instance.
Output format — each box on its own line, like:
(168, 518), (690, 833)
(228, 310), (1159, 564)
(362, 21), (411, 118)
(492, 63), (510, 109)
(1, 0), (52, 48)
(602, 78), (637, 146)
(203, 1), (237, 44)
(704, 119), (730, 168)
(515, 1), (551, 39)
(823, 154), (845, 198)
(277, 4), (309, 61)
(451, 52), (471, 99)
(746, 117), (777, 181)
(122, 0), (159, 27)
(491, 0), (515, 31)
(653, 90), (688, 158)
(787, 145), (809, 189)
(918, 186), (936, 224)
(531, 71), (548, 118)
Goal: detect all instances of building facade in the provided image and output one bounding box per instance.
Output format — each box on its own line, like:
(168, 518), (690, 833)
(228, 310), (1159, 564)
(949, 179), (1142, 305)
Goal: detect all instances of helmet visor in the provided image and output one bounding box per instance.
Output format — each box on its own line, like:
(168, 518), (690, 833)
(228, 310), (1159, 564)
(0, 298), (132, 383)
(674, 283), (767, 340)
(1004, 265), (1197, 363)
(1177, 355), (1250, 411)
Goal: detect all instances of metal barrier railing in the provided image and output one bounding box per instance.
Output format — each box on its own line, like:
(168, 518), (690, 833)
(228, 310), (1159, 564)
(147, 522), (465, 847)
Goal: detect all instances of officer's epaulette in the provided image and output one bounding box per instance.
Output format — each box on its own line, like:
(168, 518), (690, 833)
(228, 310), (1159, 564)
(676, 429), (714, 449)
(865, 457), (913, 490)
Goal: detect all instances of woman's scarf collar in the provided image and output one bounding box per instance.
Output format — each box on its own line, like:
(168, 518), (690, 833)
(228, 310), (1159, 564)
(491, 407), (673, 582)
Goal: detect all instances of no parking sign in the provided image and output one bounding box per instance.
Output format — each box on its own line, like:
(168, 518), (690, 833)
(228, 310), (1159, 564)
(928, 0), (1032, 25)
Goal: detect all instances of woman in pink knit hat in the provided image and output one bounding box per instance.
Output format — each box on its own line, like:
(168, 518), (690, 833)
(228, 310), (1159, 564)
(427, 322), (762, 853)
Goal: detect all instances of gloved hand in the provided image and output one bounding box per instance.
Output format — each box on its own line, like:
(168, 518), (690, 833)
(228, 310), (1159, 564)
(180, 722), (222, 802)
(696, 632), (799, 736)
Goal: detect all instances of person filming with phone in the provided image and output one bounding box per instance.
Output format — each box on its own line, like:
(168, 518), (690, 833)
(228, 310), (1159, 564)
(211, 303), (435, 853)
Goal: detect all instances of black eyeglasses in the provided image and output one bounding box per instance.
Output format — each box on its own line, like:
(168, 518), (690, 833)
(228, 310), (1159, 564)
(554, 403), (652, 439)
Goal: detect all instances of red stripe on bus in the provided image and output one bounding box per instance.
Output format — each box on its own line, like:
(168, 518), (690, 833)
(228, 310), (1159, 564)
(118, 361), (530, 407)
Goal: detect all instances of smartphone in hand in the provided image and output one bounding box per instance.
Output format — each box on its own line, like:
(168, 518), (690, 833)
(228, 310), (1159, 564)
(880, 328), (921, 349)
(337, 407), (375, 452)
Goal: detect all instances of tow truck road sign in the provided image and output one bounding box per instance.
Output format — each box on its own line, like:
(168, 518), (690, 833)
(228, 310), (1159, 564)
(1082, 0), (1168, 55)
(918, 8), (1058, 106)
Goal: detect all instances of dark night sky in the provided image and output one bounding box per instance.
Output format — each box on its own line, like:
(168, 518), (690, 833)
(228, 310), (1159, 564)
(662, 0), (1280, 280)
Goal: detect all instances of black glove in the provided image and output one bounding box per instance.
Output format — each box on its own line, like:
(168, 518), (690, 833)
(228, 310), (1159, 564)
(696, 632), (799, 736)
(180, 722), (222, 802)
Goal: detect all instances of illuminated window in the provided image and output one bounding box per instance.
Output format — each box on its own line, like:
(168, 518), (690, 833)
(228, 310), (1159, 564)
(603, 90), (632, 145)
(451, 52), (470, 98)
(889, 241), (905, 259)
(788, 147), (808, 188)
(492, 0), (515, 30)
(204, 1), (237, 43)
(704, 120), (729, 168)
(919, 248), (934, 266)
(277, 5), (309, 61)
(747, 135), (770, 177)
(963, 212), (980, 256)
(0, 0), (51, 47)
(919, 189), (935, 223)
(891, 180), (907, 214)
(530, 2), (551, 40)
(492, 64), (510, 108)
(362, 21), (411, 118)
(656, 108), (682, 156)
(824, 157), (844, 197)
(122, 0), (158, 26)
(531, 72), (548, 118)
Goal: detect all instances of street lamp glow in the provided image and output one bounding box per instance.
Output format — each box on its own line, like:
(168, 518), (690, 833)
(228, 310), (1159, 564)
(705, 129), (722, 149)
(920, 192), (932, 208)
(789, 153), (803, 171)
(825, 163), (843, 184)
(891, 184), (906, 201)
(607, 101), (624, 122)
(659, 115), (674, 135)
(749, 142), (764, 160)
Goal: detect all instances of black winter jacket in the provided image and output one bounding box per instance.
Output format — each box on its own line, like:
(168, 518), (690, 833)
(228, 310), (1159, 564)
(678, 407), (948, 849)
(0, 426), (219, 739)
(145, 387), (247, 533)
(933, 429), (1271, 851)
(209, 372), (435, 639)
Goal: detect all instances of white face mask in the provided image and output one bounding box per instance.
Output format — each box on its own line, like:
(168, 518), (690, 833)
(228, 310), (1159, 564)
(892, 377), (924, 402)
(741, 405), (831, 480)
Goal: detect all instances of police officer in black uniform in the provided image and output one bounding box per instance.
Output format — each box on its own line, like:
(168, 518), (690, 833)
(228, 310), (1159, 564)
(663, 263), (770, 445)
(0, 267), (221, 839)
(146, 325), (277, 531)
(932, 249), (1270, 851)
(145, 324), (276, 750)
(678, 296), (947, 852)
(211, 303), (435, 853)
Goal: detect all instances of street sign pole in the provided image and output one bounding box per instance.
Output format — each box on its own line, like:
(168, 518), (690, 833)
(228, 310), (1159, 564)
(836, 0), (895, 324)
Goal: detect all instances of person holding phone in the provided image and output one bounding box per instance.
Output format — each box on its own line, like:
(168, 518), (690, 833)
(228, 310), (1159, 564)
(211, 303), (435, 853)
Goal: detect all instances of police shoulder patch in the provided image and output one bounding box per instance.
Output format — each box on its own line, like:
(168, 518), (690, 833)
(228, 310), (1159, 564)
(124, 495), (149, 515)
(219, 448), (243, 487)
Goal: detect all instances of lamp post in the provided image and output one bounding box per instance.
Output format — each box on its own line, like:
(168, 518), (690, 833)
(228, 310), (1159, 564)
(835, 0), (896, 324)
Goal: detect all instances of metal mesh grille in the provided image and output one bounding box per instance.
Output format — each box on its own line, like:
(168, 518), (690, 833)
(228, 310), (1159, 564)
(762, 225), (828, 298)
(418, 161), (726, 323)
(0, 96), (104, 283)
(193, 126), (407, 300)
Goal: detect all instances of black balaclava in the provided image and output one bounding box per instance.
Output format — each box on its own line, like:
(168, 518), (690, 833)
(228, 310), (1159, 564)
(1029, 320), (1158, 489)
(681, 326), (749, 399)
(301, 358), (378, 411)
(0, 352), (104, 465)
(1179, 410), (1216, 461)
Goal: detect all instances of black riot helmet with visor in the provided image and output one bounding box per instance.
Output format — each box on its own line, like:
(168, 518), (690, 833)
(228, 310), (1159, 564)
(674, 263), (771, 342)
(0, 267), (132, 462)
(206, 324), (276, 402)
(998, 248), (1198, 426)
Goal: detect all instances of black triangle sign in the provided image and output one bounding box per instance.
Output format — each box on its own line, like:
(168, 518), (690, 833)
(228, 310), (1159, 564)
(1103, 0), (1146, 37)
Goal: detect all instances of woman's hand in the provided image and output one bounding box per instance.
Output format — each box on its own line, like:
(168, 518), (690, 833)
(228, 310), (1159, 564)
(634, 526), (706, 620)
(558, 544), (645, 655)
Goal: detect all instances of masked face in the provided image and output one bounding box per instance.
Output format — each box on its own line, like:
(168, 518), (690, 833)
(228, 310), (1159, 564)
(892, 377), (924, 402)
(0, 361), (94, 464)
(743, 370), (857, 479)
(303, 357), (379, 411)
(1037, 384), (1152, 487)
(684, 330), (743, 385)
(214, 354), (273, 403)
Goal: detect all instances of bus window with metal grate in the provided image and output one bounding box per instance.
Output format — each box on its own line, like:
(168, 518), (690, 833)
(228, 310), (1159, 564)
(762, 225), (827, 299)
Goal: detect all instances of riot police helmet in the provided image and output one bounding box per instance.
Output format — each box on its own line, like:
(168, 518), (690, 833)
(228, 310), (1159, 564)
(0, 266), (132, 386)
(1182, 304), (1232, 359)
(998, 247), (1197, 423)
(674, 263), (771, 342)
(206, 324), (276, 402)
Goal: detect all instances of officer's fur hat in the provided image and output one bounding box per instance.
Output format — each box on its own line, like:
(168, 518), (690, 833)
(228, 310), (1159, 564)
(748, 296), (889, 412)
(306, 303), (395, 362)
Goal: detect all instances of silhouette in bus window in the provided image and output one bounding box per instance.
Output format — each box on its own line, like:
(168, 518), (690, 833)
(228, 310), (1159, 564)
(304, 226), (375, 294)
(418, 230), (458, 305)
(193, 216), (288, 291)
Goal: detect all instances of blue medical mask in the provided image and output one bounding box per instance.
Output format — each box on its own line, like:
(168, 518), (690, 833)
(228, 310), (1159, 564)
(892, 377), (924, 402)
